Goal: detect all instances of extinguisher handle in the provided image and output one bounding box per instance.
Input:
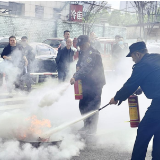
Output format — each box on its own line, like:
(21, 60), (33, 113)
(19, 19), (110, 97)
(118, 100), (123, 106)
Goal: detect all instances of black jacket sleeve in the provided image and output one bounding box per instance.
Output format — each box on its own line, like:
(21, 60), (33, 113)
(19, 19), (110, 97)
(114, 62), (149, 101)
(73, 54), (96, 81)
(1, 47), (8, 58)
(55, 49), (62, 65)
(28, 46), (35, 61)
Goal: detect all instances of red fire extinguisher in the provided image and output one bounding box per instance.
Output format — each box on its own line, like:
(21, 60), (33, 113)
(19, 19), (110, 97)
(73, 37), (81, 99)
(128, 95), (140, 128)
(74, 80), (83, 100)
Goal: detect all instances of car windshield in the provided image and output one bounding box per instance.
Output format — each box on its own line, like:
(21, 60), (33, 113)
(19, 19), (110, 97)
(43, 39), (62, 48)
(36, 44), (57, 56)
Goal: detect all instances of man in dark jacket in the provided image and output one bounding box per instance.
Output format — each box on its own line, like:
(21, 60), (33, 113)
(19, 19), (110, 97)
(20, 36), (35, 72)
(112, 36), (128, 60)
(109, 41), (160, 160)
(19, 36), (35, 91)
(1, 36), (28, 91)
(70, 35), (106, 134)
(56, 38), (76, 82)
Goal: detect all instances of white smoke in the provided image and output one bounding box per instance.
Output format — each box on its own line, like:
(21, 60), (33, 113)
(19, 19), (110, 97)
(0, 134), (84, 160)
(96, 56), (153, 153)
(0, 48), (25, 92)
(0, 70), (85, 160)
(0, 45), (157, 159)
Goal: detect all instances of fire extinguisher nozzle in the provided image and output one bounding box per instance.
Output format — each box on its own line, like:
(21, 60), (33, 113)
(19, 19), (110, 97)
(98, 103), (110, 111)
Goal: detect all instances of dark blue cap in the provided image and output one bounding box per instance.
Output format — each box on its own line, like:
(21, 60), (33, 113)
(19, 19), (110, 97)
(126, 41), (147, 57)
(76, 35), (90, 46)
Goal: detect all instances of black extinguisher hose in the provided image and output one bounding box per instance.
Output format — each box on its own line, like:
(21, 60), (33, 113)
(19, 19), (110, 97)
(98, 103), (110, 111)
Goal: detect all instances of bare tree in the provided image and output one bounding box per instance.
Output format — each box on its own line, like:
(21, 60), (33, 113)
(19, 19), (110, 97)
(145, 1), (158, 41)
(84, 1), (108, 35)
(131, 1), (158, 41)
(78, 1), (109, 35)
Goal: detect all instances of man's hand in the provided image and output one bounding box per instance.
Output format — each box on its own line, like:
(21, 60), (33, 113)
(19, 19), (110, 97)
(3, 56), (11, 60)
(23, 56), (28, 66)
(109, 97), (118, 105)
(70, 77), (75, 85)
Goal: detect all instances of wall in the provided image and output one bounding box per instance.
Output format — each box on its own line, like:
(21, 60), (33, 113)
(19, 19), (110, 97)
(0, 14), (56, 42)
(0, 15), (127, 43)
(57, 20), (127, 39)
(8, 1), (69, 20)
(126, 25), (160, 41)
(126, 26), (141, 39)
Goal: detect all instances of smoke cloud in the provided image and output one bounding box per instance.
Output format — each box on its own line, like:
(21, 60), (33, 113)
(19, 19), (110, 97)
(1, 45), (158, 159)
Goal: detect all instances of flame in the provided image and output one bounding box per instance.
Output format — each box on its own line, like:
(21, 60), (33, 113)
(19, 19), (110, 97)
(18, 115), (51, 140)
(19, 133), (27, 140)
(27, 115), (51, 136)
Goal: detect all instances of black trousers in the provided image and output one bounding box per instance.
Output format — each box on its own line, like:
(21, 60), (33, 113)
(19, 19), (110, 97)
(79, 87), (102, 134)
(58, 71), (67, 82)
(131, 99), (160, 160)
(58, 67), (69, 82)
(15, 68), (32, 91)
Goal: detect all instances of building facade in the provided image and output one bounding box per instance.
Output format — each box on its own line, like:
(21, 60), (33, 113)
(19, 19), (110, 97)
(0, 1), (69, 20)
(0, 1), (127, 42)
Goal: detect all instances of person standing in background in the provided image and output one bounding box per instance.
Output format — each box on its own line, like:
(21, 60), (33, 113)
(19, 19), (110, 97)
(1, 36), (28, 92)
(19, 36), (35, 92)
(56, 38), (76, 82)
(59, 30), (70, 50)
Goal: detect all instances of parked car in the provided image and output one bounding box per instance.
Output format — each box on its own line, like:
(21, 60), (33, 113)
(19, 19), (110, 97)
(96, 38), (116, 70)
(29, 42), (58, 73)
(95, 38), (130, 70)
(0, 41), (58, 84)
(0, 42), (58, 73)
(42, 38), (63, 50)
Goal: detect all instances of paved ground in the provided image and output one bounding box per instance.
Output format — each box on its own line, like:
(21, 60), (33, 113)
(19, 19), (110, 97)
(70, 136), (152, 160)
(0, 85), (152, 160)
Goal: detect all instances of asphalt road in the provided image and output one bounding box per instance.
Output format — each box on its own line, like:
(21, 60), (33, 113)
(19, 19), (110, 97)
(0, 84), (152, 160)
(69, 132), (152, 160)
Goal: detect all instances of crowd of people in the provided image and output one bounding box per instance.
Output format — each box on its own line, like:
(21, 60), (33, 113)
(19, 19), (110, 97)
(1, 30), (160, 159)
(1, 36), (35, 93)
(56, 30), (160, 160)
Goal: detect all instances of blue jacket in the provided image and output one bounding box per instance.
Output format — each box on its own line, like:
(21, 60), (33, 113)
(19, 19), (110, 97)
(55, 47), (74, 72)
(114, 53), (160, 101)
(73, 46), (106, 90)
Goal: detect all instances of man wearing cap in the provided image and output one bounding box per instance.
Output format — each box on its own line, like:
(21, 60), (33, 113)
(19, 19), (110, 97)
(109, 41), (160, 159)
(70, 35), (106, 134)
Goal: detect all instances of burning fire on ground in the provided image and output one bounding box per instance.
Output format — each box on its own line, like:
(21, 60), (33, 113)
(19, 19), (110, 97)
(18, 115), (51, 141)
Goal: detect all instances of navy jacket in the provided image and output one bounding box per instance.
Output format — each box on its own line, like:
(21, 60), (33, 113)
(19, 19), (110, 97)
(56, 47), (74, 72)
(1, 44), (25, 68)
(1, 44), (15, 58)
(114, 53), (160, 101)
(73, 46), (106, 90)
